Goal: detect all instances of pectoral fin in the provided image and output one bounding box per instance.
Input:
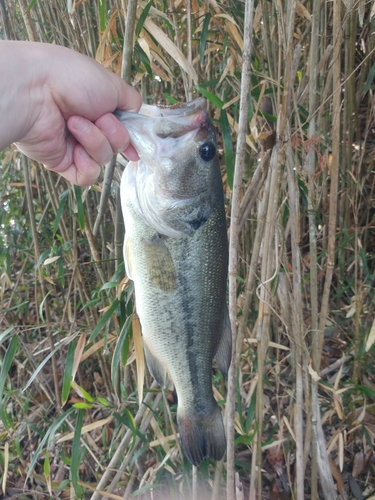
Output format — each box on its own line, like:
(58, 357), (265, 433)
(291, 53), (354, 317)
(124, 234), (134, 280)
(143, 340), (169, 388)
(143, 234), (176, 292)
(214, 305), (232, 377)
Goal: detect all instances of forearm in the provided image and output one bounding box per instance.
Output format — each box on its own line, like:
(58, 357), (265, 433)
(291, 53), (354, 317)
(0, 41), (46, 150)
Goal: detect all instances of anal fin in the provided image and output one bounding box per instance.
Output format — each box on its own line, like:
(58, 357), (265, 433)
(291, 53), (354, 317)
(143, 340), (169, 388)
(214, 305), (232, 377)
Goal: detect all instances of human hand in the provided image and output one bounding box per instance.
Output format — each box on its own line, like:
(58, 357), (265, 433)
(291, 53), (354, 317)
(0, 41), (142, 186)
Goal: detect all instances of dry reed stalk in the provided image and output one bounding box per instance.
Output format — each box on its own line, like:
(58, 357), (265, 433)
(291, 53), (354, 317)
(105, 391), (164, 495)
(18, 0), (37, 41)
(236, 158), (271, 360)
(90, 382), (159, 500)
(93, 156), (116, 238)
(285, 129), (305, 500)
(274, 0), (307, 496)
(116, 0), (138, 271)
(305, 0), (322, 497)
(254, 143), (280, 499)
(121, 0), (138, 84)
(186, 0), (193, 101)
(0, 0), (11, 39)
(226, 0), (254, 498)
(312, 0), (343, 497)
(23, 158), (61, 408)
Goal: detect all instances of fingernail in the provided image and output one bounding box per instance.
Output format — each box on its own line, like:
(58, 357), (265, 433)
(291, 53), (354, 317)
(71, 116), (90, 132)
(79, 148), (90, 159)
(99, 115), (117, 135)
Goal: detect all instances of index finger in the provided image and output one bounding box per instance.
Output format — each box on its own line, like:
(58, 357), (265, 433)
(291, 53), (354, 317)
(116, 78), (143, 114)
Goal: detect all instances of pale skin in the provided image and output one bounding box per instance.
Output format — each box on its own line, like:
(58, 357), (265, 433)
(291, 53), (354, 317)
(0, 41), (142, 186)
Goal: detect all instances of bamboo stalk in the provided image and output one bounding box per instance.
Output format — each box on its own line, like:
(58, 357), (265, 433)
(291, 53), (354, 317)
(0, 0), (11, 39)
(304, 0), (321, 496)
(237, 159), (271, 359)
(314, 0), (343, 497)
(93, 157), (116, 238)
(286, 131), (305, 500)
(186, 0), (193, 101)
(226, 1), (254, 499)
(18, 0), (37, 41)
(255, 143), (281, 500)
(121, 0), (138, 85)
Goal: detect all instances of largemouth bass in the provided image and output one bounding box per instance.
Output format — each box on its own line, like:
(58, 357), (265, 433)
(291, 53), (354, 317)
(115, 98), (231, 466)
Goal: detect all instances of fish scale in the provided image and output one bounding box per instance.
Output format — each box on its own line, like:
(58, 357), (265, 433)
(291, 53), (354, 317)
(116, 98), (232, 465)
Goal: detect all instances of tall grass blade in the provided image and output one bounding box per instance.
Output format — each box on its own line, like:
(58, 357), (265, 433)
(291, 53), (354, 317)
(0, 336), (19, 429)
(71, 409), (84, 498)
(61, 339), (76, 406)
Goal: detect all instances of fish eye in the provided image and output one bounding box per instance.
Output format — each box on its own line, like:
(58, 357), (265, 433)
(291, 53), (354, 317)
(199, 142), (216, 162)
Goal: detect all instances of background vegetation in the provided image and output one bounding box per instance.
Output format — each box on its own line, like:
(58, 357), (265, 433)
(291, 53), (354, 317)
(1, 0), (375, 499)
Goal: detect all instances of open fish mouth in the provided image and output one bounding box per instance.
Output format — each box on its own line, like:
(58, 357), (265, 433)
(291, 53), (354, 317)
(131, 96), (207, 118)
(114, 98), (213, 164)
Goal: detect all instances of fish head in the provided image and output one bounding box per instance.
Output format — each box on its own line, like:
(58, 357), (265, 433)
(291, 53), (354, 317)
(116, 98), (223, 237)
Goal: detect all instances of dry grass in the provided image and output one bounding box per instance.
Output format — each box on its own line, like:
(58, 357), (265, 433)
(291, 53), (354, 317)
(1, 0), (375, 499)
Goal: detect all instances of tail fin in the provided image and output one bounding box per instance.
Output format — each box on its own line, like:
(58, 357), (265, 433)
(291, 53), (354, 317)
(177, 405), (226, 466)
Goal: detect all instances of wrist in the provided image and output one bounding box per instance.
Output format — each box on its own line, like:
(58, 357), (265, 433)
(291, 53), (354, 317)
(0, 41), (47, 150)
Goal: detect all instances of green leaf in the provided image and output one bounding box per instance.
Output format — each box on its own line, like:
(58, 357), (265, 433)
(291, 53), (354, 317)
(162, 93), (179, 105)
(244, 388), (257, 434)
(200, 13), (211, 65)
(39, 290), (52, 323)
(98, 0), (106, 33)
(133, 483), (162, 496)
(26, 0), (38, 11)
(35, 249), (52, 270)
(1, 301), (29, 313)
(220, 109), (234, 189)
(72, 403), (92, 410)
(248, 92), (254, 123)
(0, 326), (14, 345)
(134, 44), (153, 77)
(364, 60), (375, 95)
(114, 408), (137, 452)
(195, 86), (224, 109)
(72, 402), (93, 409)
(111, 315), (132, 392)
(61, 340), (76, 407)
(71, 410), (84, 498)
(99, 281), (118, 291)
(89, 298), (120, 342)
(81, 298), (101, 311)
(136, 0), (152, 37)
(26, 408), (75, 483)
(71, 381), (95, 402)
(58, 251), (65, 288)
(73, 185), (85, 231)
(53, 190), (68, 236)
(0, 336), (19, 429)
(23, 332), (80, 393)
(43, 455), (50, 483)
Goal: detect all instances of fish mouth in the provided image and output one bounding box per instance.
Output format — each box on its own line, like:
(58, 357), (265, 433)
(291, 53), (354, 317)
(134, 97), (207, 118)
(114, 98), (211, 163)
